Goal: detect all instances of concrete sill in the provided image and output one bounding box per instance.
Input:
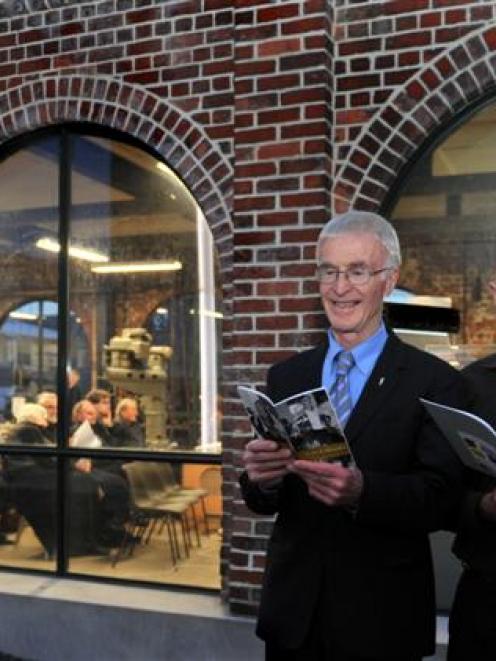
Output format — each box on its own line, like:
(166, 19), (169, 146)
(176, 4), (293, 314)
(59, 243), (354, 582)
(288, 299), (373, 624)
(0, 572), (263, 661)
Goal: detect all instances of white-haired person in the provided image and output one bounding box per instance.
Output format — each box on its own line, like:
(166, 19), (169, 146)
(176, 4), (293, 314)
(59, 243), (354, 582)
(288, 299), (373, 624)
(4, 404), (116, 557)
(112, 398), (145, 448)
(240, 210), (469, 661)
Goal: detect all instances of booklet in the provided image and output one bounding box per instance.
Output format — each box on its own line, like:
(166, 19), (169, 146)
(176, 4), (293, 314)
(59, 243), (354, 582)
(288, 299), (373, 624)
(237, 385), (353, 463)
(421, 398), (496, 478)
(70, 420), (102, 449)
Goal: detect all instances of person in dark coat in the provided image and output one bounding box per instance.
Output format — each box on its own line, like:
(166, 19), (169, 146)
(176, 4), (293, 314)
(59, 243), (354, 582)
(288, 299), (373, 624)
(112, 398), (145, 448)
(3, 403), (102, 556)
(240, 211), (467, 661)
(448, 279), (496, 661)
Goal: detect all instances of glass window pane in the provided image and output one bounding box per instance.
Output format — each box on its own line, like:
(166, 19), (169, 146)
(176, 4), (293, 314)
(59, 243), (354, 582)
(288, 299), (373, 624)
(67, 459), (221, 588)
(389, 102), (496, 363)
(0, 137), (59, 436)
(67, 134), (221, 453)
(0, 452), (57, 569)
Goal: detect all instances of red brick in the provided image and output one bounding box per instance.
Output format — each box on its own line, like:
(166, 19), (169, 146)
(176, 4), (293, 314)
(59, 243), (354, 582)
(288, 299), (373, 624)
(386, 31), (431, 49)
(233, 334), (275, 348)
(281, 16), (326, 35)
(257, 5), (299, 23)
(281, 192), (327, 207)
(281, 121), (327, 139)
(256, 316), (298, 330)
(420, 12), (442, 27)
(258, 142), (302, 159)
(281, 228), (319, 243)
(339, 39), (381, 57)
(258, 38), (300, 58)
(385, 0), (429, 12)
(257, 211), (299, 226)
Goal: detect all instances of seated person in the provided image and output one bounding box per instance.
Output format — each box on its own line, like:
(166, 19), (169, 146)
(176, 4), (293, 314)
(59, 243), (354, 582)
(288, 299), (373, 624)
(112, 398), (145, 448)
(36, 391), (58, 443)
(3, 403), (106, 556)
(85, 388), (115, 446)
(70, 399), (131, 546)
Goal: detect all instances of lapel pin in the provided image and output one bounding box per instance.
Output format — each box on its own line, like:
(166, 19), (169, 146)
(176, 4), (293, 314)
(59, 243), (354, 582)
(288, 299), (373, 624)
(378, 377), (385, 386)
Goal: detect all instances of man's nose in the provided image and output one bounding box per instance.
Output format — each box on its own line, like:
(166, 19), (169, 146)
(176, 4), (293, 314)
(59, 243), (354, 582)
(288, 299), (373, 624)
(332, 271), (352, 294)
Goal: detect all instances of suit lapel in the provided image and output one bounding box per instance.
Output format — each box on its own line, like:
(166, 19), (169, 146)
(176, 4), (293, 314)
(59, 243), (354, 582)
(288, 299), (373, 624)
(344, 333), (407, 447)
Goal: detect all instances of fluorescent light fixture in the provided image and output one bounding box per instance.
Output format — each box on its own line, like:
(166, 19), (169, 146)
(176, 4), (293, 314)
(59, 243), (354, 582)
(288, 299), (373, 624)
(36, 237), (109, 263)
(156, 307), (168, 315)
(91, 260), (182, 274)
(9, 311), (38, 321)
(189, 308), (223, 319)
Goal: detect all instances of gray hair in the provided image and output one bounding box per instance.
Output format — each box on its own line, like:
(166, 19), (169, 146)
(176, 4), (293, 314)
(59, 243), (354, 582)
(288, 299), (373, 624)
(316, 210), (402, 268)
(115, 397), (138, 419)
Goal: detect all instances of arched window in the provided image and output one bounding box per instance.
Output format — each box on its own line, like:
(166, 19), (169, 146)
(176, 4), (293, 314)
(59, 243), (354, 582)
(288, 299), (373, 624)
(386, 101), (496, 365)
(0, 126), (222, 589)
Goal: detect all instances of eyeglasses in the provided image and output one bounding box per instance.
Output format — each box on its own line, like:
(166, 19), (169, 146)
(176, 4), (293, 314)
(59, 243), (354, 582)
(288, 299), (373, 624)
(316, 266), (393, 286)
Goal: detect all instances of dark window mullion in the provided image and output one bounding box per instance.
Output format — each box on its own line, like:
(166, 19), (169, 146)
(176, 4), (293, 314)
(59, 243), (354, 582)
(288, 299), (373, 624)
(56, 129), (71, 573)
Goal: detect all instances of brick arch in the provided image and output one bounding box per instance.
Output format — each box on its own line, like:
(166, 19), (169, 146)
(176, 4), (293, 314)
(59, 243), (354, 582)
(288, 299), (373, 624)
(334, 21), (496, 213)
(0, 74), (233, 253)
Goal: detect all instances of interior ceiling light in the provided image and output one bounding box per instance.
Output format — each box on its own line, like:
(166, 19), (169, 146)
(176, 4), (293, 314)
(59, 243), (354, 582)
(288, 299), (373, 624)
(9, 311), (38, 321)
(36, 237), (109, 263)
(91, 260), (182, 274)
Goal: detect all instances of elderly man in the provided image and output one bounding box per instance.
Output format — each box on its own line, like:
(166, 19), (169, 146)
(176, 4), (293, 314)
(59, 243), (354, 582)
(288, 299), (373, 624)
(112, 398), (145, 448)
(240, 211), (468, 661)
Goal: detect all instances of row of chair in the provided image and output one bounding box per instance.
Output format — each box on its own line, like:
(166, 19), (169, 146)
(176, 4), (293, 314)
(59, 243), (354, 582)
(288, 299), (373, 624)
(114, 462), (208, 567)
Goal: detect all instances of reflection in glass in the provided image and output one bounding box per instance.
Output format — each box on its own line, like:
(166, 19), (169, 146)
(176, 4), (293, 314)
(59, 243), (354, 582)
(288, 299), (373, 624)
(0, 135), (59, 427)
(0, 301), (89, 429)
(68, 135), (221, 453)
(389, 102), (496, 351)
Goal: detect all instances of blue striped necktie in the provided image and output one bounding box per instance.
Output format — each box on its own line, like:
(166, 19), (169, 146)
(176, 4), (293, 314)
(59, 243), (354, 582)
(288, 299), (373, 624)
(329, 350), (355, 427)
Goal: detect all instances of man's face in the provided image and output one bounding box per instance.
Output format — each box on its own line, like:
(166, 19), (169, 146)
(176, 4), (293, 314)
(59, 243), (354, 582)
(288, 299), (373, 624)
(121, 402), (138, 423)
(318, 232), (399, 349)
(41, 396), (57, 424)
(95, 397), (111, 420)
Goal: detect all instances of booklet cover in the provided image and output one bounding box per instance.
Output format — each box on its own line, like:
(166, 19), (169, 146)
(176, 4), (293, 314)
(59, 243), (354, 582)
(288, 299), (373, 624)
(421, 398), (496, 478)
(237, 385), (353, 463)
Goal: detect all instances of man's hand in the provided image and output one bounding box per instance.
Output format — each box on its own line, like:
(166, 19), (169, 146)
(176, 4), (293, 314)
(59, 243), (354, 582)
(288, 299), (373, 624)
(480, 488), (496, 521)
(243, 438), (293, 485)
(291, 460), (363, 507)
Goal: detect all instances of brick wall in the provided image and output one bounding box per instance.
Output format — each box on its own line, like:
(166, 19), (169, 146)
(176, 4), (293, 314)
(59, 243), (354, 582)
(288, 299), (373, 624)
(1, 0), (496, 617)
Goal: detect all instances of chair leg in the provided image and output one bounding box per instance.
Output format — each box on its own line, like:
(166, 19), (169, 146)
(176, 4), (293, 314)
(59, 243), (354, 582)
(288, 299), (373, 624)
(169, 517), (182, 560)
(179, 514), (190, 558)
(190, 504), (201, 547)
(199, 497), (209, 535)
(164, 515), (177, 566)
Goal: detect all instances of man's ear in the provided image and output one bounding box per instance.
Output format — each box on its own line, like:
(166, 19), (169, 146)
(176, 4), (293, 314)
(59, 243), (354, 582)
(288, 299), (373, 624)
(384, 268), (399, 297)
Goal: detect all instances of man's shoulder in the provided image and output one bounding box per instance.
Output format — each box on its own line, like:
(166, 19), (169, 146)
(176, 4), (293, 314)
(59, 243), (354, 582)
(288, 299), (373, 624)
(385, 333), (457, 370)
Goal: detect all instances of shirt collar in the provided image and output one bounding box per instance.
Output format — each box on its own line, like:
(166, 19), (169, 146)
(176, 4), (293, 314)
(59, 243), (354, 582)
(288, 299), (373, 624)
(327, 322), (388, 375)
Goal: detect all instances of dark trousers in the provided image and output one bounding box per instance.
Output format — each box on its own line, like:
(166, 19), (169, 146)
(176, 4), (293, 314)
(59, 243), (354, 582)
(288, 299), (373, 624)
(265, 600), (421, 661)
(448, 568), (496, 661)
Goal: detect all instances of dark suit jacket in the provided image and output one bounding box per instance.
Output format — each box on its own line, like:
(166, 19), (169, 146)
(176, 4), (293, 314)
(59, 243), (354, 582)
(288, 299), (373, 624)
(453, 355), (496, 574)
(240, 332), (468, 657)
